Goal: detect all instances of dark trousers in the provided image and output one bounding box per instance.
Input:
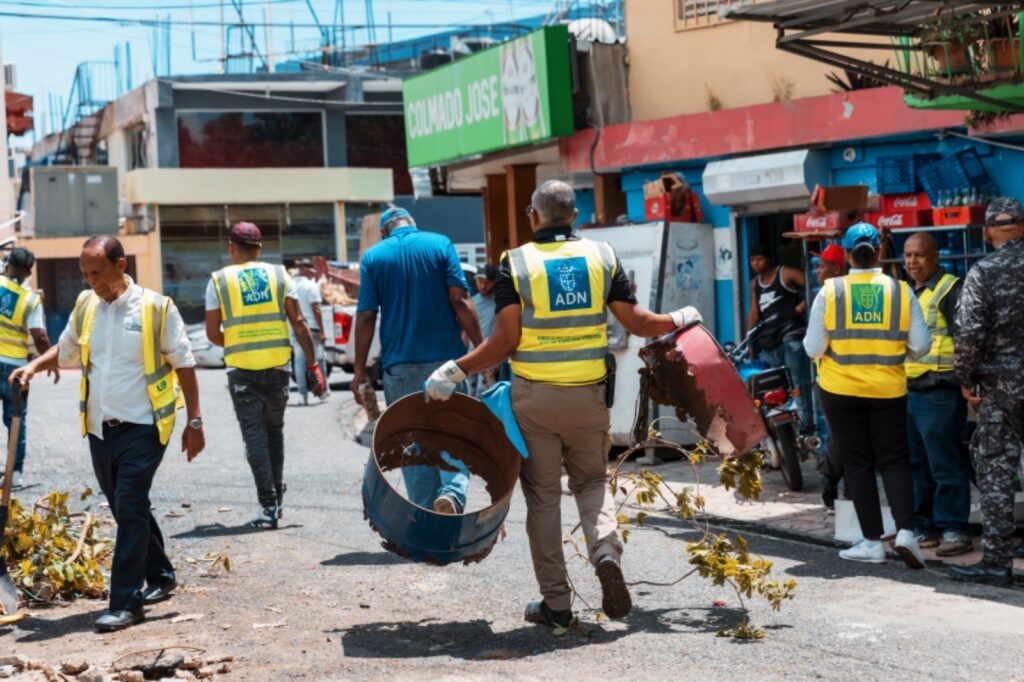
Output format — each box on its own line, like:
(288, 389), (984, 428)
(907, 386), (971, 535)
(89, 423), (174, 611)
(228, 368), (289, 508)
(818, 388), (915, 538)
(0, 362), (28, 472)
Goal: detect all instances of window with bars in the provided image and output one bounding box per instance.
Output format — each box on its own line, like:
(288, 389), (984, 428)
(675, 0), (753, 30)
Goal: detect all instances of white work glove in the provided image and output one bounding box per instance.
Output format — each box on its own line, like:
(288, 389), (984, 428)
(424, 360), (467, 402)
(669, 306), (702, 329)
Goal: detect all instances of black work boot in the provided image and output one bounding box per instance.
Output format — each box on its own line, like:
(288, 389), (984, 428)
(596, 555), (632, 619)
(523, 600), (573, 628)
(250, 505), (280, 530)
(949, 560), (1013, 587)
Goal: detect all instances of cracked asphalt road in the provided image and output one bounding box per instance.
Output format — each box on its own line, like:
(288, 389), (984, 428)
(2, 368), (1023, 681)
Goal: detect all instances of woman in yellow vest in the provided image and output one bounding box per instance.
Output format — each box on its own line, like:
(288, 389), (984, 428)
(803, 223), (933, 569)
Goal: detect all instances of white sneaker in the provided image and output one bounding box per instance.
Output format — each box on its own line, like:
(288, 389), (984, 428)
(839, 539), (885, 564)
(11, 471), (22, 489)
(893, 529), (925, 569)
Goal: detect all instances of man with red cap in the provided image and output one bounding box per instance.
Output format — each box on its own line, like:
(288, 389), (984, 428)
(206, 222), (325, 529)
(812, 243), (845, 287)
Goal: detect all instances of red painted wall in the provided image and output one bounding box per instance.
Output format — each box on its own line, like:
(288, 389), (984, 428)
(559, 87), (967, 173)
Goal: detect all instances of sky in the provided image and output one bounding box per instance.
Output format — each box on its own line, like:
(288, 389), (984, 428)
(0, 0), (572, 145)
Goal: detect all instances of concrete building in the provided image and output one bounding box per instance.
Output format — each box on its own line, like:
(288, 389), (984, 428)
(26, 72), (400, 327)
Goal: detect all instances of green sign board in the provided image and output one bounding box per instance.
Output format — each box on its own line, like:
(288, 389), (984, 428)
(403, 26), (575, 168)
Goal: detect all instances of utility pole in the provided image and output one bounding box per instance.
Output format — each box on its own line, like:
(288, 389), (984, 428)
(264, 0), (275, 73)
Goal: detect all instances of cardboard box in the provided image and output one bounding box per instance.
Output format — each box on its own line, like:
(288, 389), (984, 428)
(793, 211), (857, 233)
(865, 209), (933, 230)
(811, 184), (869, 212)
(880, 192), (931, 213)
(933, 205), (986, 226)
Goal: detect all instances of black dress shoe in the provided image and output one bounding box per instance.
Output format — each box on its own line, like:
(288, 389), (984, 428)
(142, 580), (177, 605)
(523, 600), (573, 628)
(95, 608), (144, 632)
(949, 560), (1014, 587)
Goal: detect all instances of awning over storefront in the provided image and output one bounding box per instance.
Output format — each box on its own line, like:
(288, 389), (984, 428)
(723, 1), (1024, 113)
(702, 149), (828, 207)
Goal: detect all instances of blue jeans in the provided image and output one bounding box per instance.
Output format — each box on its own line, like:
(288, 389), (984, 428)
(292, 335), (327, 400)
(382, 361), (470, 512)
(758, 338), (813, 432)
(0, 363), (28, 473)
(907, 386), (971, 535)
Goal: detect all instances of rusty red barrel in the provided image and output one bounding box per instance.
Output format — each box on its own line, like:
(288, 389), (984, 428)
(640, 324), (767, 454)
(362, 392), (522, 565)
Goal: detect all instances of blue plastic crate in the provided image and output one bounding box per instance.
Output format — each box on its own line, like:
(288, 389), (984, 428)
(876, 156), (916, 194)
(955, 148), (991, 189)
(919, 155), (972, 204)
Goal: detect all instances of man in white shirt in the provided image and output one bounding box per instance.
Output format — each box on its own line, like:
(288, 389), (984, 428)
(291, 259), (328, 404)
(0, 248), (58, 489)
(13, 235), (205, 632)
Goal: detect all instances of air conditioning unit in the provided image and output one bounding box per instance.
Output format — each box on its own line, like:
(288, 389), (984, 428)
(3, 63), (14, 91)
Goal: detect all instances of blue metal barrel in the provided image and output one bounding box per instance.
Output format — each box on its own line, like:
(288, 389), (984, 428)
(362, 391), (522, 566)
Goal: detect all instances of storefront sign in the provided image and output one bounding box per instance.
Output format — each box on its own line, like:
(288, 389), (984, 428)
(403, 26), (574, 167)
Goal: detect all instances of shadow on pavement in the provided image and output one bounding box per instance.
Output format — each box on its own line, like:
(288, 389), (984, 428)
(321, 551), (407, 567)
(13, 608), (182, 643)
(171, 522), (303, 539)
(335, 606), (747, 659)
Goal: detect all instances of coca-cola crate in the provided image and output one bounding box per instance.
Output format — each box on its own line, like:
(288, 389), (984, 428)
(644, 194), (668, 221)
(793, 210), (857, 233)
(865, 209), (933, 230)
(932, 205), (986, 226)
(880, 192), (931, 213)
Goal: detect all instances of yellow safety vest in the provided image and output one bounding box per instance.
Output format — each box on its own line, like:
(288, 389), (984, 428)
(212, 262), (291, 370)
(905, 272), (958, 379)
(72, 288), (181, 445)
(819, 272), (911, 399)
(0, 275), (41, 360)
(507, 238), (614, 385)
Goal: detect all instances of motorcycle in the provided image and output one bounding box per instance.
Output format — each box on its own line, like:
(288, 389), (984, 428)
(723, 323), (820, 492)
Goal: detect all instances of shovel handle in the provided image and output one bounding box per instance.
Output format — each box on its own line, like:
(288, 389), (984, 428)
(10, 378), (21, 415)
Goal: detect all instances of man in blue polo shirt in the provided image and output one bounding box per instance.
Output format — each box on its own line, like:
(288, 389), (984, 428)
(352, 207), (483, 514)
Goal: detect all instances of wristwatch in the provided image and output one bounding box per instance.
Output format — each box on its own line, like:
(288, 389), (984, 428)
(189, 418), (204, 430)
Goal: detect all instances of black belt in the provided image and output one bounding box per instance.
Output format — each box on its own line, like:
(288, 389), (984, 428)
(103, 419), (125, 428)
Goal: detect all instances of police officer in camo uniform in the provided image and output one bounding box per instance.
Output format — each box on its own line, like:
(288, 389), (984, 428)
(950, 197), (1024, 587)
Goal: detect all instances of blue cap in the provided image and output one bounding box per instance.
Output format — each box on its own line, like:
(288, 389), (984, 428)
(379, 207), (412, 229)
(841, 222), (881, 250)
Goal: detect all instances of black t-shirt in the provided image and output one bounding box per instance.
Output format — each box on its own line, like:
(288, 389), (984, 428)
(494, 225), (637, 314)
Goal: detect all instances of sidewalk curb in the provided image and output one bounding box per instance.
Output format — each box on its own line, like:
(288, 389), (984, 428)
(700, 513), (846, 550)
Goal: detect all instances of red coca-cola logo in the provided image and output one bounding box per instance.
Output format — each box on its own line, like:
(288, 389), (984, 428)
(877, 213), (905, 227)
(892, 196), (920, 209)
(805, 216), (828, 228)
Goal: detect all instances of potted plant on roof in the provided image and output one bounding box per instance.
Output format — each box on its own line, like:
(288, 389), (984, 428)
(920, 20), (981, 77)
(983, 12), (1020, 73)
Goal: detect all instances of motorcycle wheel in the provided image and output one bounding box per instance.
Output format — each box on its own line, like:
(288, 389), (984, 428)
(773, 422), (804, 492)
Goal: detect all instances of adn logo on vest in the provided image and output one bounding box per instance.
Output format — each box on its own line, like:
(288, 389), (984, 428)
(0, 289), (20, 320)
(545, 257), (591, 311)
(238, 268), (273, 306)
(850, 283), (884, 324)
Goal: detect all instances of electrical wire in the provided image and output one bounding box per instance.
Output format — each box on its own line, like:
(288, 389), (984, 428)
(0, 9), (490, 29)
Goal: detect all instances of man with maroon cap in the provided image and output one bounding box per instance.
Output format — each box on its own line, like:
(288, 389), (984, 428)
(812, 243), (845, 287)
(206, 221), (325, 529)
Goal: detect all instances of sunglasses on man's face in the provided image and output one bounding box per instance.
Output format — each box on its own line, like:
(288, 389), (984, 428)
(985, 215), (1021, 228)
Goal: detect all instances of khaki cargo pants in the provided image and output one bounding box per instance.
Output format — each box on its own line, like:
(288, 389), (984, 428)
(512, 376), (623, 612)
